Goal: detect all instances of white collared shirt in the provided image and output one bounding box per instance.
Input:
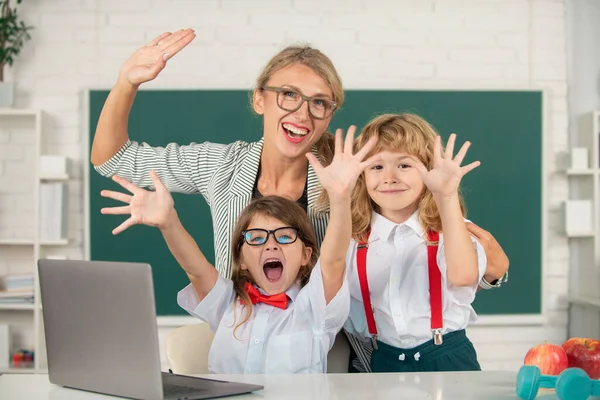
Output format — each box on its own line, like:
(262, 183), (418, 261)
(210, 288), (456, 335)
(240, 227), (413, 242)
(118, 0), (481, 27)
(177, 261), (349, 374)
(344, 211), (486, 349)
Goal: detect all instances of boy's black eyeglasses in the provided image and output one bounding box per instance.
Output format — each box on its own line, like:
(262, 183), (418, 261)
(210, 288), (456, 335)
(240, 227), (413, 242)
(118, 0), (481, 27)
(242, 227), (300, 246)
(260, 86), (337, 120)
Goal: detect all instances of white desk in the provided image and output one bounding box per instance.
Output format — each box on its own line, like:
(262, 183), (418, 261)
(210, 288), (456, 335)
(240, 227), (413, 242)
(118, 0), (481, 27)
(0, 371), (550, 399)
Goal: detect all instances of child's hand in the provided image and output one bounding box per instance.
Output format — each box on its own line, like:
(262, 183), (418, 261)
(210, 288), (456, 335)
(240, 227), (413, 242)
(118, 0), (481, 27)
(415, 133), (480, 198)
(100, 170), (175, 235)
(306, 126), (379, 200)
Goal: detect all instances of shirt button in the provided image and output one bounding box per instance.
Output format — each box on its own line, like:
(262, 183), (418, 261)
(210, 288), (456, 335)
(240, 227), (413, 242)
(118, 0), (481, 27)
(254, 338), (260, 344)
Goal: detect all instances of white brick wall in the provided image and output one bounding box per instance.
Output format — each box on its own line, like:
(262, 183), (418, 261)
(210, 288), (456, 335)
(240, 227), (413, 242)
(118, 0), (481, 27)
(1, 0), (569, 372)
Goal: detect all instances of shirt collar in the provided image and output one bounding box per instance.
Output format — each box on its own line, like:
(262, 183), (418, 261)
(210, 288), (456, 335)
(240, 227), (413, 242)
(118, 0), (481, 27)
(369, 210), (424, 242)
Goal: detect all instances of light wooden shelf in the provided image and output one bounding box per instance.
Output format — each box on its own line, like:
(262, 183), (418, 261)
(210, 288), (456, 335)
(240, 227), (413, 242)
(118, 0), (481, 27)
(569, 296), (600, 309)
(566, 168), (597, 176)
(0, 303), (35, 311)
(566, 231), (595, 238)
(0, 367), (36, 374)
(40, 239), (68, 246)
(40, 174), (69, 181)
(0, 238), (34, 246)
(0, 238), (68, 246)
(0, 108), (39, 117)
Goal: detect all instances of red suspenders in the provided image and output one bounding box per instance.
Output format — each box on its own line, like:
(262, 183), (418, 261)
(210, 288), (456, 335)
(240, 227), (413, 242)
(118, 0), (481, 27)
(356, 230), (443, 350)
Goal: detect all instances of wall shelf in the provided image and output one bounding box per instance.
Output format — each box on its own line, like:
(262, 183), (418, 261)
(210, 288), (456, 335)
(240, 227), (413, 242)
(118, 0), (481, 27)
(0, 303), (35, 311)
(566, 110), (600, 340)
(0, 109), (70, 373)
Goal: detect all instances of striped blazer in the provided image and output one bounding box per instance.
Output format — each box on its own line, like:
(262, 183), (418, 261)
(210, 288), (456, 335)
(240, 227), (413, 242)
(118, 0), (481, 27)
(94, 138), (330, 280)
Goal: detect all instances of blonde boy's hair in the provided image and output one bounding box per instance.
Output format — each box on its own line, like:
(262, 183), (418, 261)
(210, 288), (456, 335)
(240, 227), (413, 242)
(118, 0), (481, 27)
(350, 113), (467, 243)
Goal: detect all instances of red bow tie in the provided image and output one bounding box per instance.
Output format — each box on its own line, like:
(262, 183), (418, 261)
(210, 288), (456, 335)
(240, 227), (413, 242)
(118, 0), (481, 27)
(244, 282), (288, 310)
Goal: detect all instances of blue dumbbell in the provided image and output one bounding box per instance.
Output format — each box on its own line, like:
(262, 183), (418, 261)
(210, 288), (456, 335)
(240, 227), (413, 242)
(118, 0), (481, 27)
(516, 365), (556, 399)
(555, 367), (600, 400)
(516, 365), (600, 400)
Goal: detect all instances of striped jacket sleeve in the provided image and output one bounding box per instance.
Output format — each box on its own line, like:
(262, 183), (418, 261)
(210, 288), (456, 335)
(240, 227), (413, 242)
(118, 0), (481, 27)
(93, 139), (239, 201)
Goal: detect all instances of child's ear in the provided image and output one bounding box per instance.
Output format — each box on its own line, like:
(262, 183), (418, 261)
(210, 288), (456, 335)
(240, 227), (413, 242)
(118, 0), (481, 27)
(301, 246), (313, 266)
(253, 89), (265, 115)
(239, 254), (248, 271)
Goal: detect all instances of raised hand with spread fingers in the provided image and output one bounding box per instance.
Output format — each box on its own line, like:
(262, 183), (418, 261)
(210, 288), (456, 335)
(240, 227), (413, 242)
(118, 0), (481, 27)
(118, 29), (196, 88)
(414, 133), (481, 199)
(100, 170), (175, 235)
(100, 169), (218, 299)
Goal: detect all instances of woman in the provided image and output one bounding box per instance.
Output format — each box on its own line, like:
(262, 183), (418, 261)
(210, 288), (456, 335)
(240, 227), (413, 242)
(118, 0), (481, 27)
(91, 28), (509, 371)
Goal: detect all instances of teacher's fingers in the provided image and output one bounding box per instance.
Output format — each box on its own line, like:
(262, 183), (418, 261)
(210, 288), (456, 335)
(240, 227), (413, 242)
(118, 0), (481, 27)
(100, 189), (132, 204)
(112, 218), (136, 236)
(101, 206), (130, 215)
(156, 28), (192, 48)
(146, 32), (172, 47)
(162, 29), (196, 59)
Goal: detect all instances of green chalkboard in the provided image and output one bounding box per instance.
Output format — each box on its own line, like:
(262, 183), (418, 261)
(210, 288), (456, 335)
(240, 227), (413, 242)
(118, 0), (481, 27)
(89, 89), (542, 316)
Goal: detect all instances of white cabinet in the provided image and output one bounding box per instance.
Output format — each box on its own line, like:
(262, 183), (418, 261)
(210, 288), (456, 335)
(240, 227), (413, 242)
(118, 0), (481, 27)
(0, 109), (69, 373)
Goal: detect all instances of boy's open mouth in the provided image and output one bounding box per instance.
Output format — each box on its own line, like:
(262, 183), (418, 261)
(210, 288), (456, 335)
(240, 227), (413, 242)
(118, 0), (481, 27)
(263, 259), (283, 282)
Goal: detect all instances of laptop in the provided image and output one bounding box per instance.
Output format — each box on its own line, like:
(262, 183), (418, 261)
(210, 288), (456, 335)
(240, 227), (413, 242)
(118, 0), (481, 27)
(38, 259), (264, 400)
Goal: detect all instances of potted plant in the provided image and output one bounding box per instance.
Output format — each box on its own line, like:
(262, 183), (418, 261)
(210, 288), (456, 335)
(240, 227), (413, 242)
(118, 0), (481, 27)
(0, 0), (33, 107)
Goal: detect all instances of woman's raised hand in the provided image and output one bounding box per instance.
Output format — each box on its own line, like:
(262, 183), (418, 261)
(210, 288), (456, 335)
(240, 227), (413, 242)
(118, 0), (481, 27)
(117, 29), (196, 87)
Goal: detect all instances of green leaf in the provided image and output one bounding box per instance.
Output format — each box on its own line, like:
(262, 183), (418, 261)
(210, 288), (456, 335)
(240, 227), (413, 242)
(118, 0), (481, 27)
(0, 0), (33, 71)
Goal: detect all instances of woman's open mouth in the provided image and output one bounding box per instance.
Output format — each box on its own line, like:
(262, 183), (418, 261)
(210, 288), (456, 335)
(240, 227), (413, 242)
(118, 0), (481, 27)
(282, 123), (309, 143)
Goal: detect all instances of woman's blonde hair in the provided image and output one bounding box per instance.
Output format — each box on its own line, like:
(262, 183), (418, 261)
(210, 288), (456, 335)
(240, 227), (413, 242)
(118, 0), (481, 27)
(253, 45), (343, 199)
(351, 113), (467, 243)
(229, 195), (319, 337)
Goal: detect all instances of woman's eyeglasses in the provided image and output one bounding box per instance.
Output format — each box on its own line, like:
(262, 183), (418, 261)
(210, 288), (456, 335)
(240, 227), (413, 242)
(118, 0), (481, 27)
(261, 86), (337, 120)
(242, 227), (300, 246)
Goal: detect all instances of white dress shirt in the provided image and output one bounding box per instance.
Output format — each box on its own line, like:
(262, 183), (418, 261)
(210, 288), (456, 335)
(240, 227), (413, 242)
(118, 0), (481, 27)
(177, 261), (349, 374)
(344, 211), (486, 349)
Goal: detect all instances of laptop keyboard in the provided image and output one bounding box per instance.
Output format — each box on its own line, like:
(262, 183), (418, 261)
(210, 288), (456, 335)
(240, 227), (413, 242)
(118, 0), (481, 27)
(162, 372), (208, 398)
(163, 383), (206, 397)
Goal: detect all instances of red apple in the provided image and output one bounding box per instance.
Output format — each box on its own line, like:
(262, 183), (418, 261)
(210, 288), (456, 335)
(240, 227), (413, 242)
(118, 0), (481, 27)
(562, 338), (600, 379)
(523, 342), (568, 375)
